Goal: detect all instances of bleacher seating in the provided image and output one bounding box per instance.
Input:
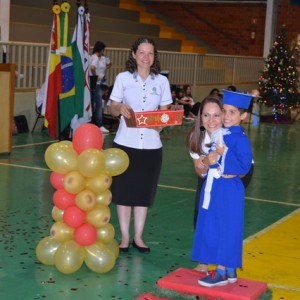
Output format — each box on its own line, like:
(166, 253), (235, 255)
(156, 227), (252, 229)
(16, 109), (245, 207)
(9, 0), (205, 53)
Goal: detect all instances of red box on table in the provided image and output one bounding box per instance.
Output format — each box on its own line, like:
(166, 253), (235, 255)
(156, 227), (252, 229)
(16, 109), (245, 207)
(125, 105), (184, 128)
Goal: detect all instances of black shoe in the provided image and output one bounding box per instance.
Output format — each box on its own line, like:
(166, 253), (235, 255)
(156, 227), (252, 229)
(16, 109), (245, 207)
(132, 240), (150, 253)
(119, 244), (130, 253)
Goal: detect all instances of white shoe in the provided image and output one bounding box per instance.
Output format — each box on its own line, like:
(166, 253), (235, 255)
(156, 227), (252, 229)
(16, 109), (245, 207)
(100, 126), (109, 133)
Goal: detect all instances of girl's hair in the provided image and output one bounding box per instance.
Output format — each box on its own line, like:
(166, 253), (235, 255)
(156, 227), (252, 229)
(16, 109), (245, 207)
(125, 37), (161, 74)
(183, 84), (192, 96)
(92, 41), (106, 54)
(209, 88), (220, 95)
(185, 96), (222, 155)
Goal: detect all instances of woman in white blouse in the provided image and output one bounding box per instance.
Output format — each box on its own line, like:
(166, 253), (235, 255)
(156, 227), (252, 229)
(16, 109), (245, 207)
(110, 37), (172, 253)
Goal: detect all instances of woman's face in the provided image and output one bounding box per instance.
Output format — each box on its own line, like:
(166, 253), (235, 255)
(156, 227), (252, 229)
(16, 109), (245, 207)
(201, 102), (222, 135)
(133, 42), (154, 71)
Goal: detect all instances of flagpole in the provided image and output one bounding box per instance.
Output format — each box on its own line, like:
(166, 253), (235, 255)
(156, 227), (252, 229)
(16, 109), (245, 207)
(57, 95), (62, 140)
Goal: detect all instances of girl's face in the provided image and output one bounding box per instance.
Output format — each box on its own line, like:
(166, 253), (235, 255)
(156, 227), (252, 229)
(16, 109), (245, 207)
(201, 102), (222, 135)
(132, 43), (154, 71)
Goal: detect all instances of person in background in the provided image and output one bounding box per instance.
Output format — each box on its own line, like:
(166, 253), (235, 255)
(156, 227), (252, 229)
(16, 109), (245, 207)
(177, 84), (196, 119)
(89, 41), (111, 134)
(102, 84), (120, 131)
(109, 37), (173, 254)
(209, 88), (222, 99)
(227, 85), (237, 92)
(171, 86), (179, 105)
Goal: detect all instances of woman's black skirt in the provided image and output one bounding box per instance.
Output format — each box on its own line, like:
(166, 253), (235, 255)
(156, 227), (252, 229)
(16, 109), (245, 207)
(111, 143), (162, 207)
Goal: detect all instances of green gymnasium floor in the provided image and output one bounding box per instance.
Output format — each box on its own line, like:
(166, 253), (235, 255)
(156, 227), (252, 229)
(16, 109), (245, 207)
(0, 121), (300, 299)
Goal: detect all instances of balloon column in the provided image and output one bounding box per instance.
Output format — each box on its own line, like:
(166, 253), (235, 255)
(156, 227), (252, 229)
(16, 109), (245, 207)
(36, 124), (129, 274)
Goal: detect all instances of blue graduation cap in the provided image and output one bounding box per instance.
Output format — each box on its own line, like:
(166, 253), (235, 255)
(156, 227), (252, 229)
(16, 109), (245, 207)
(222, 90), (253, 109)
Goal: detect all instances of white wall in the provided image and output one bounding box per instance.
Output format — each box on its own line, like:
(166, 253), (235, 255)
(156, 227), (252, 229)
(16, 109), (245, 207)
(0, 0), (10, 41)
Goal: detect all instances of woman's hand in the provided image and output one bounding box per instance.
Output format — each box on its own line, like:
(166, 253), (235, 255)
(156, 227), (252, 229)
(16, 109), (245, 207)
(194, 156), (208, 176)
(110, 102), (132, 118)
(216, 144), (226, 156)
(207, 151), (219, 165)
(119, 103), (132, 119)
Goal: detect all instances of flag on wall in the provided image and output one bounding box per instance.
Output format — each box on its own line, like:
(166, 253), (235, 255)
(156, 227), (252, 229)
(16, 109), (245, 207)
(42, 3), (63, 139)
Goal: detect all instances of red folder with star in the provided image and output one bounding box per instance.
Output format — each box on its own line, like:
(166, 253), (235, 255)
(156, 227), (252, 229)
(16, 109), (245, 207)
(125, 105), (184, 128)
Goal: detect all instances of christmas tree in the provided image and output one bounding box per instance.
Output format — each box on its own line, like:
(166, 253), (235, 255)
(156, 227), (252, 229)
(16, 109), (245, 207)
(290, 34), (300, 94)
(258, 25), (299, 120)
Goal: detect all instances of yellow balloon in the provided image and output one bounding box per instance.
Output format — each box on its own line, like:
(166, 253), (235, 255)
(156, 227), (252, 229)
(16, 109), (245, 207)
(75, 189), (96, 211)
(87, 173), (112, 194)
(52, 206), (64, 221)
(84, 242), (115, 273)
(59, 140), (74, 149)
(36, 236), (61, 265)
(96, 223), (115, 243)
(105, 239), (120, 259)
(50, 221), (74, 242)
(95, 189), (112, 206)
(63, 171), (86, 194)
(54, 240), (85, 274)
(78, 149), (106, 177)
(45, 141), (78, 174)
(103, 148), (129, 176)
(87, 204), (111, 228)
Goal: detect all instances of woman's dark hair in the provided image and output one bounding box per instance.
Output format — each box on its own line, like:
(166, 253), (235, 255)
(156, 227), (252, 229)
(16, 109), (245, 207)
(92, 41), (106, 54)
(185, 96), (222, 155)
(209, 88), (220, 96)
(227, 85), (237, 92)
(183, 84), (192, 97)
(126, 37), (161, 74)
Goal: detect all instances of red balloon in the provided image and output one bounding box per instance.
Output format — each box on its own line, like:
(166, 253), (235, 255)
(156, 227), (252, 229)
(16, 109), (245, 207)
(63, 206), (86, 228)
(72, 124), (104, 154)
(50, 172), (65, 190)
(74, 223), (97, 246)
(53, 189), (76, 210)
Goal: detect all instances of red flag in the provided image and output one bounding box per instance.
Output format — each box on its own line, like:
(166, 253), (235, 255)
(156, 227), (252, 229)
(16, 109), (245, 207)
(42, 4), (63, 139)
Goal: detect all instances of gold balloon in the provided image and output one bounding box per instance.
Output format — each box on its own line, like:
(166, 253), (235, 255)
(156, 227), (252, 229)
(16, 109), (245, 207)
(87, 173), (112, 194)
(87, 204), (111, 228)
(59, 140), (74, 149)
(103, 148), (129, 176)
(96, 223), (115, 243)
(105, 239), (120, 259)
(50, 221), (74, 242)
(84, 241), (115, 273)
(63, 171), (86, 194)
(95, 189), (112, 206)
(36, 236), (61, 265)
(52, 206), (64, 221)
(75, 189), (96, 211)
(54, 240), (85, 274)
(77, 149), (106, 178)
(45, 141), (78, 174)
